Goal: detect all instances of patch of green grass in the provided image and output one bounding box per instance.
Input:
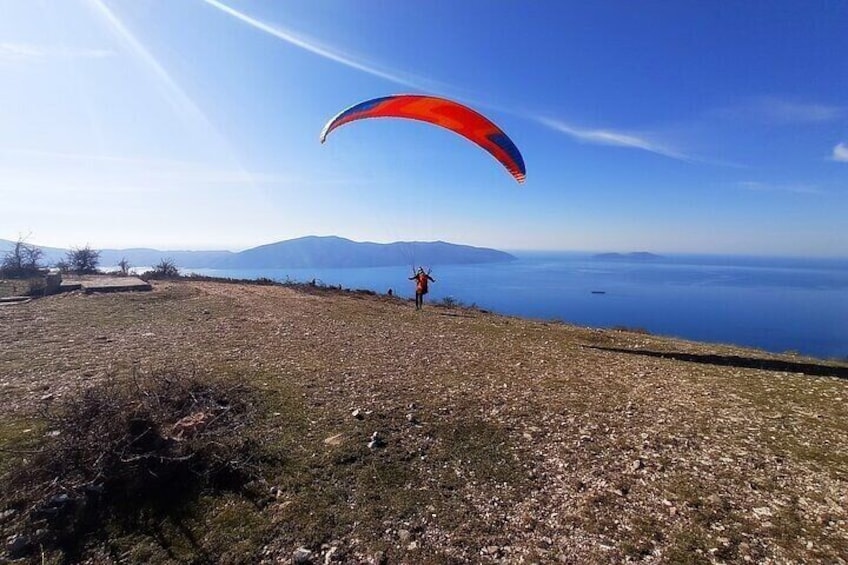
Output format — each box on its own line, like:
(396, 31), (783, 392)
(579, 491), (621, 537)
(249, 405), (530, 562)
(0, 417), (45, 477)
(175, 495), (274, 562)
(774, 436), (848, 471)
(432, 418), (522, 485)
(273, 431), (424, 541)
(665, 474), (734, 528)
(664, 529), (710, 564)
(766, 497), (848, 562)
(620, 513), (665, 559)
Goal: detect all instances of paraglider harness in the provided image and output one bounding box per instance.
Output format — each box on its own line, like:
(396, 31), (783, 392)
(410, 267), (433, 295)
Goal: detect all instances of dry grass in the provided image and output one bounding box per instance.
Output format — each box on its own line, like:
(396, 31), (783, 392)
(1, 280), (846, 563)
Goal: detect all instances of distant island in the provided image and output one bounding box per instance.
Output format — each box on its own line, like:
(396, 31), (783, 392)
(0, 236), (516, 269)
(593, 252), (663, 261)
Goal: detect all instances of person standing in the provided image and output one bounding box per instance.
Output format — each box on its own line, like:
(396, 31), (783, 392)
(409, 268), (435, 310)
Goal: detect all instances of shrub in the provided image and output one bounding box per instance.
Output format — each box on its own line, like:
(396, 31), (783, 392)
(611, 325), (651, 335)
(65, 246), (101, 274)
(142, 258), (180, 280)
(0, 238), (44, 279)
(1, 369), (266, 560)
(117, 257), (131, 276)
(437, 296), (463, 308)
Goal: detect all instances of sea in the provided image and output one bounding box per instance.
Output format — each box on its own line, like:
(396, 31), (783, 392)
(181, 253), (848, 360)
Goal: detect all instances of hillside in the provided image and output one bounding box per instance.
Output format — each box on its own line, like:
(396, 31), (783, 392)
(217, 236), (515, 269)
(0, 236), (515, 270)
(1, 280), (846, 563)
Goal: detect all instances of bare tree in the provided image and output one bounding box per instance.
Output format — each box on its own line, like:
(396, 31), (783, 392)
(66, 246), (101, 275)
(1, 237), (45, 278)
(117, 257), (131, 276)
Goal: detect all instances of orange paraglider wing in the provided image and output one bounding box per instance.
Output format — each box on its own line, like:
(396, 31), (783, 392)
(320, 94), (525, 183)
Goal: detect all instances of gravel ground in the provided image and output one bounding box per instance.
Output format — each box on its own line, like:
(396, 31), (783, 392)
(1, 280), (846, 563)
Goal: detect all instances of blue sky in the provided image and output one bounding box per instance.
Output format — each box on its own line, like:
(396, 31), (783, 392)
(1, 1), (846, 255)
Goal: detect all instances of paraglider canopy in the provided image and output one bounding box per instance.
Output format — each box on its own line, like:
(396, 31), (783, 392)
(320, 94), (526, 183)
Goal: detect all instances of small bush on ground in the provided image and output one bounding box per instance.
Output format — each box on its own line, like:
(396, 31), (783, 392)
(142, 258), (180, 280)
(0, 368), (269, 561)
(437, 296), (463, 308)
(117, 257), (131, 276)
(65, 246), (101, 275)
(611, 325), (651, 335)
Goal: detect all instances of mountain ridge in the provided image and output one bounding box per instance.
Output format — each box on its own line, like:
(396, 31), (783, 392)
(0, 236), (515, 269)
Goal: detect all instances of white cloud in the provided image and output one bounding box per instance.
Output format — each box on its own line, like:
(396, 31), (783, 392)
(0, 150), (297, 195)
(736, 181), (824, 195)
(201, 1), (717, 165)
(720, 97), (845, 125)
(199, 0), (449, 93)
(0, 42), (113, 63)
(759, 98), (844, 124)
(832, 142), (848, 162)
(537, 117), (692, 161)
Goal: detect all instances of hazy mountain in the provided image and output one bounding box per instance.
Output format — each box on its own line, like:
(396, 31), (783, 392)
(0, 236), (515, 269)
(593, 252), (663, 261)
(0, 239), (233, 268)
(217, 236), (515, 268)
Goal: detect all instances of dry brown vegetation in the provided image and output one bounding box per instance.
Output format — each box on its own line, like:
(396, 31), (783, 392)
(1, 280), (846, 563)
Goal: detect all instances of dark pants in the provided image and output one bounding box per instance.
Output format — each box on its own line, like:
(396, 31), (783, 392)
(415, 292), (424, 309)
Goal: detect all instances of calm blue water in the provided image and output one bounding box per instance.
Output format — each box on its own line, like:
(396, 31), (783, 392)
(186, 253), (848, 360)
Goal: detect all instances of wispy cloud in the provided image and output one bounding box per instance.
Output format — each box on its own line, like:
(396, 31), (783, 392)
(0, 149), (315, 195)
(720, 97), (846, 125)
(759, 98), (844, 124)
(537, 117), (693, 161)
(0, 42), (113, 63)
(199, 0), (720, 165)
(198, 0), (448, 93)
(832, 142), (848, 163)
(736, 181), (824, 195)
(82, 0), (208, 125)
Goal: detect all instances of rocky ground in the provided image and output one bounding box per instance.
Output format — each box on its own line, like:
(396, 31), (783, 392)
(1, 280), (846, 563)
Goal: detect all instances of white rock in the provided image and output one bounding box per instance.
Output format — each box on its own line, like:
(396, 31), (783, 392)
(293, 547), (312, 564)
(368, 432), (384, 449)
